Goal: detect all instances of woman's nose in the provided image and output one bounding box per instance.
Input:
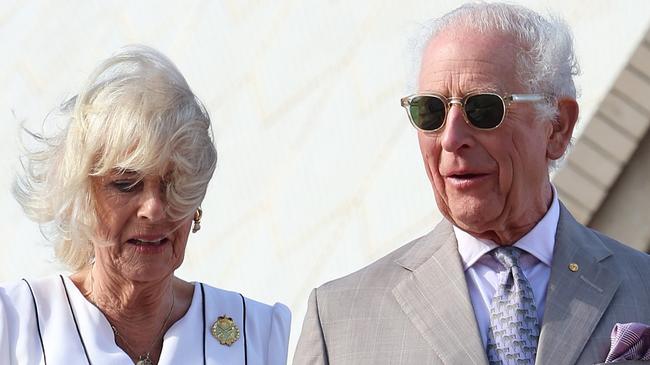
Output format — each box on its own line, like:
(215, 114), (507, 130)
(137, 183), (166, 221)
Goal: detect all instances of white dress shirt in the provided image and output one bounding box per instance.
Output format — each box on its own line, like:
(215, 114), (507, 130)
(454, 189), (559, 349)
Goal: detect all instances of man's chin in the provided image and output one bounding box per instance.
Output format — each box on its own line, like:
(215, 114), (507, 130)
(445, 204), (499, 232)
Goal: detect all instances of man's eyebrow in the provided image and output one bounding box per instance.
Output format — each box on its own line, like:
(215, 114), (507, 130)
(418, 87), (504, 96)
(464, 85), (502, 94)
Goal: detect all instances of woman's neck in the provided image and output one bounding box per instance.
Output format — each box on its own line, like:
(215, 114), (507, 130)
(71, 266), (182, 363)
(89, 266), (174, 322)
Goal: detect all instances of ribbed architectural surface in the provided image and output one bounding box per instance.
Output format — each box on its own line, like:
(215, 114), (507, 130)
(554, 28), (650, 251)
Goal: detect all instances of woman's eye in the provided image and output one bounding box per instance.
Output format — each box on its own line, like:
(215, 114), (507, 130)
(111, 180), (139, 192)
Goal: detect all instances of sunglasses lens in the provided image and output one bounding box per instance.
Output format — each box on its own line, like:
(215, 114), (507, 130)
(464, 94), (504, 129)
(408, 96), (446, 131)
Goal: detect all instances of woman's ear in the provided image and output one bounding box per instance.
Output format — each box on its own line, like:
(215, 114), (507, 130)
(547, 98), (579, 160)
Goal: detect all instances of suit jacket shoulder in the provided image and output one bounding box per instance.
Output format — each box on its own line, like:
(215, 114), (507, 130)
(318, 233), (426, 295)
(590, 228), (650, 269)
(295, 221), (484, 364)
(538, 203), (650, 365)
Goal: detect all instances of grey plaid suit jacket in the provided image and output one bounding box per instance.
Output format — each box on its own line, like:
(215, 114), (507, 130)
(293, 203), (650, 365)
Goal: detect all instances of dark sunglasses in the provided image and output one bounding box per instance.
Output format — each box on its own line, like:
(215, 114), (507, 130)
(400, 92), (549, 132)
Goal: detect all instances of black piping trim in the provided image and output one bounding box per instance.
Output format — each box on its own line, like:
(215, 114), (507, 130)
(60, 275), (92, 365)
(22, 279), (47, 365)
(200, 283), (207, 365)
(239, 293), (248, 365)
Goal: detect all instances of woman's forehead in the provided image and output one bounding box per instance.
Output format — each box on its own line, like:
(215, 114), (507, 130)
(95, 165), (174, 179)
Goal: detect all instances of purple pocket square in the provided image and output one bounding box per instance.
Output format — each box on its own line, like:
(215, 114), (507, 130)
(605, 322), (650, 362)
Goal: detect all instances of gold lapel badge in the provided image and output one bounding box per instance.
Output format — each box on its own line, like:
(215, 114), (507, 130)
(211, 315), (240, 346)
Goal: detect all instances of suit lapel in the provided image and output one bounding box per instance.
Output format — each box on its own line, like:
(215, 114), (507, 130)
(392, 221), (488, 365)
(536, 204), (621, 364)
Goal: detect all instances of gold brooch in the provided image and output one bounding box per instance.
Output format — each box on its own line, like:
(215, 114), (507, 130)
(211, 315), (240, 346)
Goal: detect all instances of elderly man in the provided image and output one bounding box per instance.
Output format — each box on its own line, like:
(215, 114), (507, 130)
(294, 3), (650, 365)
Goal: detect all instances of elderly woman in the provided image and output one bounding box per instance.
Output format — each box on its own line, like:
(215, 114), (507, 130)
(0, 46), (290, 364)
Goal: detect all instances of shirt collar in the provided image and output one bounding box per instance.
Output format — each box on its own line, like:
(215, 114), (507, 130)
(455, 185), (559, 270)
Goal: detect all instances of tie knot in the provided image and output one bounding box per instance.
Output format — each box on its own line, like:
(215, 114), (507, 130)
(491, 246), (522, 269)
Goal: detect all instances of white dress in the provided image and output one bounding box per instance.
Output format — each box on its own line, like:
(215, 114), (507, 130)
(0, 275), (291, 364)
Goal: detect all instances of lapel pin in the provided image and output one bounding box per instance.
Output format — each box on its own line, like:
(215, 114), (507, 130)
(211, 315), (240, 346)
(568, 262), (579, 272)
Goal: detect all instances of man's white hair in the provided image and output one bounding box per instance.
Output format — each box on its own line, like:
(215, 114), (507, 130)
(409, 2), (580, 168)
(14, 45), (218, 270)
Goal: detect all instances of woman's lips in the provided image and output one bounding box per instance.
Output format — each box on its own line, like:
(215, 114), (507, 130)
(127, 238), (168, 245)
(126, 237), (170, 253)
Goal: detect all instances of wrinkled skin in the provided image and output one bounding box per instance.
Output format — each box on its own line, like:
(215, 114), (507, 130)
(90, 171), (191, 283)
(417, 28), (578, 245)
(70, 171), (195, 363)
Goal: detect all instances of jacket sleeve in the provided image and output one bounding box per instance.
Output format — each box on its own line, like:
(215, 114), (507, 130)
(293, 288), (329, 365)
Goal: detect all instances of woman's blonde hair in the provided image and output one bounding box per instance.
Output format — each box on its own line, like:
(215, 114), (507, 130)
(14, 45), (217, 270)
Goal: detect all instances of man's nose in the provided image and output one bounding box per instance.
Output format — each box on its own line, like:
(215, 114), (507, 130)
(440, 104), (474, 152)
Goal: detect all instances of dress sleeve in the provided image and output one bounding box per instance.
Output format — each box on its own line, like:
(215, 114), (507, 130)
(0, 288), (12, 364)
(0, 280), (49, 365)
(266, 302), (291, 365)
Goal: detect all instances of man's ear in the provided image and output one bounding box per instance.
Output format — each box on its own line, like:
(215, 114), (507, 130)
(547, 98), (579, 160)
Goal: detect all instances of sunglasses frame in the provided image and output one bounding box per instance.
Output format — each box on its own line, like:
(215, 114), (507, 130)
(400, 92), (550, 133)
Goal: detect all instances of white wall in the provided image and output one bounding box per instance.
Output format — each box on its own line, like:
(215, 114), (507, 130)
(1, 1), (648, 360)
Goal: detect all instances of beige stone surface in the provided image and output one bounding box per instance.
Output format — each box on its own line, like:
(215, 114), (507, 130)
(567, 142), (622, 187)
(615, 68), (650, 113)
(589, 128), (650, 251)
(582, 115), (638, 163)
(600, 93), (650, 137)
(630, 43), (650, 78)
(553, 28), (650, 237)
(553, 166), (608, 211)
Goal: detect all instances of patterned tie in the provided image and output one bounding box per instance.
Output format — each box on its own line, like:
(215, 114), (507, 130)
(486, 247), (540, 365)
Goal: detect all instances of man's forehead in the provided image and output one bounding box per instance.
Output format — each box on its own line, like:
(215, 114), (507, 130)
(417, 27), (521, 94)
(427, 24), (520, 49)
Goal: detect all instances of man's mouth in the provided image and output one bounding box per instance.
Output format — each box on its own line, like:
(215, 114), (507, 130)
(444, 172), (491, 189)
(448, 173), (489, 180)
